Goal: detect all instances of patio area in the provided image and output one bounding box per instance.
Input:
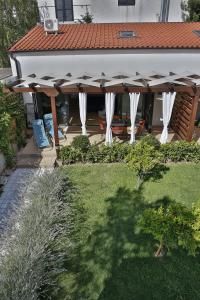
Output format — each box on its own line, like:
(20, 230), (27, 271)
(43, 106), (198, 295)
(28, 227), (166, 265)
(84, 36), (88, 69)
(16, 125), (177, 168)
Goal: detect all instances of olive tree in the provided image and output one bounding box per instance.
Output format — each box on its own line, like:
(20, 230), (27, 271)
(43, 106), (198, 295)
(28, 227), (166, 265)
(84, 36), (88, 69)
(140, 202), (198, 257)
(126, 141), (164, 189)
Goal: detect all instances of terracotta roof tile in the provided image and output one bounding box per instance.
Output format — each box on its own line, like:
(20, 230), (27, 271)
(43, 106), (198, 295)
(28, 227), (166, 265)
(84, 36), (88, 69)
(9, 22), (200, 52)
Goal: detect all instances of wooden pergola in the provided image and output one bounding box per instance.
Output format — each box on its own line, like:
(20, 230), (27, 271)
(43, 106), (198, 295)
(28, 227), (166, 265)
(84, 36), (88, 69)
(3, 71), (200, 148)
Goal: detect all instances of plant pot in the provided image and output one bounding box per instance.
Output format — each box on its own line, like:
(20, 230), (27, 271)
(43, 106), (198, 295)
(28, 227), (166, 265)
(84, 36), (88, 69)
(112, 126), (124, 135)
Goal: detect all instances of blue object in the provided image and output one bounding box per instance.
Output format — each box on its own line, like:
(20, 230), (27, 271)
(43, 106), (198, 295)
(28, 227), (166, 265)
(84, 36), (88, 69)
(32, 119), (50, 148)
(43, 113), (64, 139)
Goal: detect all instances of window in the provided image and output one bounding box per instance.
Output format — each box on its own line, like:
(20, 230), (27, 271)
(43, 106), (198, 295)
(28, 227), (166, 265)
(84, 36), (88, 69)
(55, 0), (74, 22)
(119, 31), (136, 38)
(193, 30), (200, 37)
(118, 0), (135, 6)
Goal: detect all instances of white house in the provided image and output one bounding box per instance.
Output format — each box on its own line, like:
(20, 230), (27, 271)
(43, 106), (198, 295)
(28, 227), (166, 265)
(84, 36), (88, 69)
(37, 0), (184, 23)
(6, 22), (200, 147)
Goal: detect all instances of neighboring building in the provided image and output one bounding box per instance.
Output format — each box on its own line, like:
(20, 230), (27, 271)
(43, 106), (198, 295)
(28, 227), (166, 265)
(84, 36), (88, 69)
(37, 0), (184, 23)
(7, 22), (200, 144)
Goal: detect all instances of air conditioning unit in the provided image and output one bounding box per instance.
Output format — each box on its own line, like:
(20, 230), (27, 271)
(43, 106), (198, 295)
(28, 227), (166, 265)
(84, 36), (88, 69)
(44, 18), (58, 33)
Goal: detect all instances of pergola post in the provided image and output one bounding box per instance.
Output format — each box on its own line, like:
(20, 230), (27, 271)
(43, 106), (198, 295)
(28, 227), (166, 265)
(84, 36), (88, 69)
(44, 90), (59, 156)
(50, 95), (59, 148)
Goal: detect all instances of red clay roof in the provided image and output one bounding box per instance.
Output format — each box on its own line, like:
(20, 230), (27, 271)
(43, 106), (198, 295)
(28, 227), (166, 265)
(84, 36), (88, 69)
(9, 22), (200, 52)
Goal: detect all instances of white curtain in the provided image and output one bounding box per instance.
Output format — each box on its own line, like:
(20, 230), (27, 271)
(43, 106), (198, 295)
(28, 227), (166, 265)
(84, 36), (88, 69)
(129, 93), (140, 144)
(160, 92), (176, 144)
(105, 93), (115, 145)
(79, 93), (87, 135)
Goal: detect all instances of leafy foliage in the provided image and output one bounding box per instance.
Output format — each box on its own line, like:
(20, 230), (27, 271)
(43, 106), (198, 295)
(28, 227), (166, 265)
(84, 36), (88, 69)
(0, 89), (25, 165)
(140, 134), (161, 150)
(0, 0), (38, 67)
(71, 135), (91, 153)
(60, 146), (83, 165)
(140, 202), (198, 256)
(60, 141), (133, 164)
(88, 142), (133, 163)
(0, 112), (13, 165)
(182, 0), (200, 21)
(160, 141), (200, 163)
(0, 169), (73, 300)
(78, 9), (94, 23)
(61, 137), (200, 170)
(126, 141), (164, 188)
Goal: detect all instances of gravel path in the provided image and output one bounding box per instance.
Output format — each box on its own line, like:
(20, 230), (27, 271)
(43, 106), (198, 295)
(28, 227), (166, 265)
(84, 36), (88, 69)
(0, 168), (53, 231)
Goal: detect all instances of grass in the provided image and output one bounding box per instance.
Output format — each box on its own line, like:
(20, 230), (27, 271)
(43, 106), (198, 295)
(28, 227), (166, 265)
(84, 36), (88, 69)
(56, 163), (200, 300)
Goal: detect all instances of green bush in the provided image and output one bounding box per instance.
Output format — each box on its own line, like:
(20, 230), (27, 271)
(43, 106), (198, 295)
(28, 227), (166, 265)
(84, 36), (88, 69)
(160, 141), (200, 163)
(0, 91), (25, 165)
(0, 169), (73, 300)
(60, 146), (82, 164)
(86, 145), (104, 163)
(71, 135), (91, 153)
(99, 142), (133, 163)
(140, 134), (161, 150)
(60, 141), (133, 165)
(140, 201), (198, 256)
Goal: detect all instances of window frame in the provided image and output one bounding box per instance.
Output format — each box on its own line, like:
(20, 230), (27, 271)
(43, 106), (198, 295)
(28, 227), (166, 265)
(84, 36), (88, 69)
(55, 0), (74, 22)
(118, 0), (136, 6)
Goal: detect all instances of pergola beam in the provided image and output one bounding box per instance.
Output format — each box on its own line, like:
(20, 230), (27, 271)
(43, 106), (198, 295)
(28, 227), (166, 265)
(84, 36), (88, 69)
(3, 85), (198, 96)
(3, 71), (200, 96)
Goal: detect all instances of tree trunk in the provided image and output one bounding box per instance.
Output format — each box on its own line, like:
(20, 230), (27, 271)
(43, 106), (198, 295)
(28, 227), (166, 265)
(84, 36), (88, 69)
(155, 242), (167, 257)
(136, 175), (143, 190)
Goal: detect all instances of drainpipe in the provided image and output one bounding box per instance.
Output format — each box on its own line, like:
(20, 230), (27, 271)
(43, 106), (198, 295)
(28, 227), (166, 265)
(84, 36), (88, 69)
(10, 52), (21, 79)
(160, 0), (170, 22)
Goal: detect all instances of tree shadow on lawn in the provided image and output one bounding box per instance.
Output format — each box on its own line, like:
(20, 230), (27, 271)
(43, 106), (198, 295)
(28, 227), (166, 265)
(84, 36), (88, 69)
(66, 188), (200, 300)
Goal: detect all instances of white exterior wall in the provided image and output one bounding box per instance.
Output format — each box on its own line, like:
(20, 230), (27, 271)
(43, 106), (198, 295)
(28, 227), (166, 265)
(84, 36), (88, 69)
(11, 49), (200, 78)
(37, 0), (183, 23)
(10, 48), (200, 126)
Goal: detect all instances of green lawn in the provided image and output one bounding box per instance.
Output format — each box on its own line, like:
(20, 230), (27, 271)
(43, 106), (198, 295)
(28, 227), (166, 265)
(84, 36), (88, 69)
(57, 163), (200, 300)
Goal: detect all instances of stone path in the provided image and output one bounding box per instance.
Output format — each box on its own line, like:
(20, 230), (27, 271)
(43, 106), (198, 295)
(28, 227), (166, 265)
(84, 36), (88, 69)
(0, 168), (51, 231)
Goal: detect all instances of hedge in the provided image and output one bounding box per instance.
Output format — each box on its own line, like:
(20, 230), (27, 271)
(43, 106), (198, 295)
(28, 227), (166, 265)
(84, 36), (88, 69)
(60, 135), (200, 165)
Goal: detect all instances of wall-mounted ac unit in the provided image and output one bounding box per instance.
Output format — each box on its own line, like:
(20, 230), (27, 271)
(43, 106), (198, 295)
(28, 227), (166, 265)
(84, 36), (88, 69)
(44, 18), (58, 33)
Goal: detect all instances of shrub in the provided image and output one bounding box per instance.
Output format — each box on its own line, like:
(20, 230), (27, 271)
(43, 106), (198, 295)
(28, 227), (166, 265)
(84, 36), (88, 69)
(140, 134), (161, 150)
(61, 141), (133, 165)
(71, 135), (91, 153)
(126, 141), (164, 189)
(0, 169), (72, 300)
(86, 145), (104, 163)
(99, 142), (133, 163)
(60, 146), (82, 164)
(140, 202), (198, 256)
(160, 141), (200, 163)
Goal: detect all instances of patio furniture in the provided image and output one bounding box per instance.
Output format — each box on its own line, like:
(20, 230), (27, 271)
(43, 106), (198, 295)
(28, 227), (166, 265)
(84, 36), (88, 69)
(127, 120), (145, 136)
(43, 113), (64, 139)
(32, 119), (50, 148)
(112, 120), (127, 135)
(136, 120), (145, 136)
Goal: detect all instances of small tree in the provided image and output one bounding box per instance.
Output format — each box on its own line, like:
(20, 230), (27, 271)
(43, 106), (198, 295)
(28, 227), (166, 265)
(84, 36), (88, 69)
(78, 9), (94, 24)
(126, 141), (164, 189)
(140, 202), (198, 257)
